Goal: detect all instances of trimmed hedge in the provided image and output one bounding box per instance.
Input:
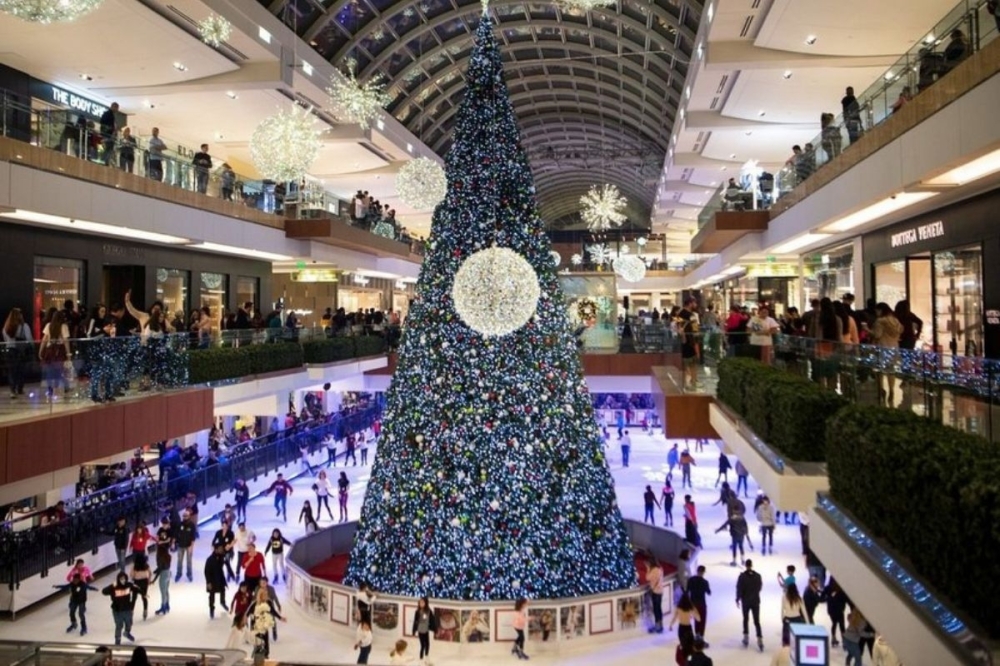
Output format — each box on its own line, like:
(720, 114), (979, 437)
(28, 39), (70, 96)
(188, 341), (304, 384)
(826, 405), (1000, 638)
(302, 338), (356, 364)
(716, 357), (847, 462)
(355, 335), (387, 357)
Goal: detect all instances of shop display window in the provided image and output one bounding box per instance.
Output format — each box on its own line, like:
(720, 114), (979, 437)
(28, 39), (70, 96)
(199, 272), (228, 317)
(934, 247), (983, 357)
(34, 256), (83, 332)
(237, 276), (259, 309)
(156, 268), (189, 322)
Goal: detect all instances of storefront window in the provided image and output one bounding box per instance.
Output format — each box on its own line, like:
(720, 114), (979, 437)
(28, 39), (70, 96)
(934, 247), (983, 357)
(803, 243), (854, 303)
(237, 276), (259, 310)
(338, 288), (383, 313)
(155, 269), (189, 322)
(34, 256), (83, 333)
(200, 272), (228, 317)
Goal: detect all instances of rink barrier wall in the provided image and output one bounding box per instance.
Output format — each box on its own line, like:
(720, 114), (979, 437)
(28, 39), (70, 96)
(285, 519), (683, 657)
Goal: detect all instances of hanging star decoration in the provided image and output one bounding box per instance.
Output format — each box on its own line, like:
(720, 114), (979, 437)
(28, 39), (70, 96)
(327, 58), (390, 130)
(580, 183), (628, 232)
(197, 14), (231, 47)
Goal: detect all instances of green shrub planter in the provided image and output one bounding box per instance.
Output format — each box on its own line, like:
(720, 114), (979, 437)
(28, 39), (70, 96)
(188, 341), (305, 383)
(716, 357), (846, 462)
(302, 338), (357, 364)
(355, 335), (387, 357)
(826, 405), (1000, 638)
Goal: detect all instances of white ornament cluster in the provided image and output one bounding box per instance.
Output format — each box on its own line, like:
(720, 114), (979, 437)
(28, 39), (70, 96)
(197, 14), (231, 47)
(396, 158), (447, 210)
(452, 247), (540, 337)
(580, 183), (627, 232)
(327, 61), (390, 130)
(0, 0), (102, 23)
(250, 105), (322, 182)
(614, 255), (647, 283)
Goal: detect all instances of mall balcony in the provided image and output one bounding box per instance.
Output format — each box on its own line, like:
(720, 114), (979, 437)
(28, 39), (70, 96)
(700, 335), (1000, 666)
(689, 0), (1000, 282)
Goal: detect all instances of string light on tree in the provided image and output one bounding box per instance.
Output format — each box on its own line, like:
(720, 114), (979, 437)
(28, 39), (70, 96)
(250, 104), (322, 182)
(0, 0), (103, 23)
(452, 247), (540, 337)
(396, 157), (448, 210)
(197, 14), (231, 47)
(580, 183), (627, 232)
(346, 12), (636, 601)
(327, 59), (390, 130)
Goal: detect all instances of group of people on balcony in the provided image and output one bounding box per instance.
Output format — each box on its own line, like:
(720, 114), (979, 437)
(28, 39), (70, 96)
(349, 190), (425, 253)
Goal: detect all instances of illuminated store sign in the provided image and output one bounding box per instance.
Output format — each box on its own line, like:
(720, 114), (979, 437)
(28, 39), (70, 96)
(890, 220), (945, 248)
(30, 80), (108, 121)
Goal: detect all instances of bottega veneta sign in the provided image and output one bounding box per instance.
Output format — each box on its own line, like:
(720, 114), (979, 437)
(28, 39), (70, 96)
(890, 220), (945, 248)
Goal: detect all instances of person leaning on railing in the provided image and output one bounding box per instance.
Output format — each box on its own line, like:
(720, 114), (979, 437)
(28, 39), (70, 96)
(870, 303), (903, 407)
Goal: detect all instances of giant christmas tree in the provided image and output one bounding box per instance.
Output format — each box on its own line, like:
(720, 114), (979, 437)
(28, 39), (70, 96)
(346, 11), (637, 601)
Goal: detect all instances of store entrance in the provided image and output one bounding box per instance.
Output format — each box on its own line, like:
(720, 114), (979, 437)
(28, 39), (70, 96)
(873, 245), (983, 356)
(102, 265), (145, 310)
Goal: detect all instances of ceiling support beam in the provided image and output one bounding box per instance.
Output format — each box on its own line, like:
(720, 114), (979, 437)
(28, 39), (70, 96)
(705, 41), (900, 72)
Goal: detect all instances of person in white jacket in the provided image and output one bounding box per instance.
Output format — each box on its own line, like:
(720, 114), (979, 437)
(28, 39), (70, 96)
(353, 620), (373, 664)
(755, 496), (776, 555)
(872, 634), (902, 666)
(314, 470), (335, 521)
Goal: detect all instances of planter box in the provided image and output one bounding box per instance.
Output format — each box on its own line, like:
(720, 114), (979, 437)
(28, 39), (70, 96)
(709, 402), (827, 512)
(810, 495), (998, 666)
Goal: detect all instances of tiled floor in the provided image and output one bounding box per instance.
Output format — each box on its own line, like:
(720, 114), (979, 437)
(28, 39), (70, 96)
(0, 431), (824, 665)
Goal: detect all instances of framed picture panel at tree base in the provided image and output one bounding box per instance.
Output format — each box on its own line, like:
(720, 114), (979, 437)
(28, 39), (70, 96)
(308, 585), (329, 616)
(330, 591), (351, 625)
(617, 596), (641, 631)
(460, 609), (492, 643)
(402, 604), (418, 637)
(589, 600), (613, 635)
(494, 609), (518, 642)
(373, 601), (399, 634)
(292, 574), (304, 605)
(560, 605), (586, 640)
(528, 608), (558, 643)
(434, 608), (461, 643)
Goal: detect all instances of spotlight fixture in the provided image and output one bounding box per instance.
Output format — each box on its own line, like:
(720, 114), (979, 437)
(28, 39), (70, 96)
(782, 70), (792, 79)
(79, 73), (93, 81)
(226, 91), (239, 100)
(173, 62), (187, 72)
(804, 35), (817, 45)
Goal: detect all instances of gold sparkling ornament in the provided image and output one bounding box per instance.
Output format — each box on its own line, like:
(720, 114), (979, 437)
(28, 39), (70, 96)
(396, 157), (447, 210)
(250, 104), (322, 182)
(327, 59), (390, 130)
(452, 247), (540, 337)
(580, 183), (627, 232)
(0, 0), (102, 23)
(197, 14), (231, 47)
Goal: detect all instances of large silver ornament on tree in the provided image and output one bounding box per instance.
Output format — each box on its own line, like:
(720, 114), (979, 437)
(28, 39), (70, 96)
(452, 247), (540, 337)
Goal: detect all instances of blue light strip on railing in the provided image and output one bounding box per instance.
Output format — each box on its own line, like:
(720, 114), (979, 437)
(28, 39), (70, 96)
(815, 495), (995, 666)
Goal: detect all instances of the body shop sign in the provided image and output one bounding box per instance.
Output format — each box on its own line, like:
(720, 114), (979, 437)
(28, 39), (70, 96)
(30, 80), (108, 121)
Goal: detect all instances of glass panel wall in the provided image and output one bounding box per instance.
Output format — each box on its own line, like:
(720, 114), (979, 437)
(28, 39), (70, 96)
(934, 246), (983, 357)
(237, 276), (259, 309)
(199, 272), (228, 316)
(155, 268), (189, 322)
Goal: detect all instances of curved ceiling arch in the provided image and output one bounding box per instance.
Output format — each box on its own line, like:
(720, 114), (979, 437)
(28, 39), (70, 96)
(257, 0), (703, 228)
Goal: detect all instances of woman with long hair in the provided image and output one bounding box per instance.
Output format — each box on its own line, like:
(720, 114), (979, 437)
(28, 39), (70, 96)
(2, 307), (32, 398)
(871, 303), (903, 406)
(264, 528), (291, 585)
(337, 472), (350, 523)
(299, 500), (319, 533)
(314, 470), (335, 521)
(512, 598), (529, 660)
(39, 309), (71, 399)
(894, 299), (923, 350)
(781, 583), (807, 643)
(412, 596), (437, 660)
(667, 591), (701, 658)
(247, 584), (286, 658)
(130, 553), (152, 620)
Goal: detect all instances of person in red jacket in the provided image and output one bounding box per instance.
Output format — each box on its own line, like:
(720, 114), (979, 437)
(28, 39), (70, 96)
(130, 525), (151, 557)
(241, 543), (267, 594)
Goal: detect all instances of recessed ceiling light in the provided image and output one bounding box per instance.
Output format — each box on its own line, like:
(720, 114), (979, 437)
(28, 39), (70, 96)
(745, 131), (753, 136)
(720, 166), (727, 171)
(173, 62), (187, 72)
(710, 181), (717, 186)
(407, 143), (413, 153)
(804, 35), (817, 45)
(142, 100), (154, 109)
(258, 26), (272, 44)
(226, 91), (238, 100)
(782, 70), (792, 79)
(729, 153), (737, 159)
(302, 61), (314, 76)
(923, 34), (936, 45)
(79, 74), (93, 81)
(758, 110), (766, 117)
(884, 72), (895, 81)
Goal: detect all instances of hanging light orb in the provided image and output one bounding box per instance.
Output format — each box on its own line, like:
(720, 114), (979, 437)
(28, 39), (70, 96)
(250, 104), (322, 182)
(452, 247), (540, 337)
(549, 250), (561, 266)
(636, 236), (648, 247)
(198, 14), (232, 47)
(580, 183), (628, 232)
(396, 157), (447, 210)
(327, 59), (390, 130)
(0, 0), (103, 23)
(614, 255), (647, 283)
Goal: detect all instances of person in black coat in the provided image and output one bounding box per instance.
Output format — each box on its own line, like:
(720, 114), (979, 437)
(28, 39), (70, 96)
(823, 578), (848, 647)
(735, 559), (763, 651)
(204, 545), (229, 618)
(803, 576), (824, 624)
(411, 596), (438, 660)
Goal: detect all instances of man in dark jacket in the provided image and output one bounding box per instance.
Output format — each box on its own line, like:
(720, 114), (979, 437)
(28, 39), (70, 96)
(687, 565), (712, 639)
(110, 516), (129, 573)
(204, 545), (229, 618)
(736, 559), (764, 651)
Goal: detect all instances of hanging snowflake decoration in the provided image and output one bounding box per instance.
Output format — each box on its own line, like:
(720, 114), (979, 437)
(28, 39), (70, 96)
(550, 250), (561, 266)
(0, 0), (103, 23)
(614, 255), (647, 283)
(452, 247), (540, 337)
(570, 253), (583, 266)
(198, 14), (231, 47)
(556, 0), (615, 12)
(327, 59), (390, 130)
(250, 104), (322, 182)
(580, 183), (628, 232)
(587, 243), (614, 266)
(396, 158), (447, 210)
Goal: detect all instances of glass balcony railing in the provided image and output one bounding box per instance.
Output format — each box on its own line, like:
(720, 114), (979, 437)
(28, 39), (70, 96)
(773, 0), (999, 203)
(0, 89), (427, 255)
